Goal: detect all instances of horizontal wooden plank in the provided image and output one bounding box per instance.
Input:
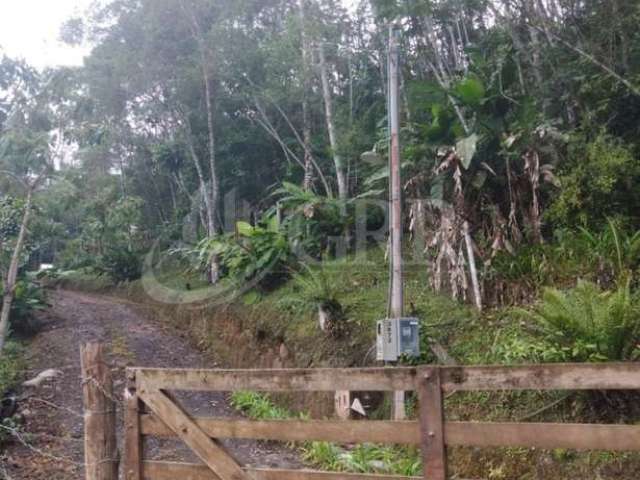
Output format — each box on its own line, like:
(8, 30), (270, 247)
(141, 415), (421, 445)
(141, 414), (640, 451)
(136, 367), (418, 392)
(440, 363), (640, 391)
(143, 461), (421, 480)
(447, 422), (640, 451)
(134, 363), (640, 393)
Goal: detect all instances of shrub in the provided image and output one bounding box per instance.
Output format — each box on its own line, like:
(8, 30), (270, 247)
(0, 341), (23, 396)
(95, 248), (142, 283)
(548, 132), (640, 227)
(0, 277), (46, 336)
(196, 217), (290, 285)
(275, 182), (352, 259)
(519, 280), (640, 362)
(575, 219), (640, 279)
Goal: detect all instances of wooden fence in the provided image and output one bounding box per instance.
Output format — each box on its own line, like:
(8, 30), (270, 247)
(122, 363), (640, 480)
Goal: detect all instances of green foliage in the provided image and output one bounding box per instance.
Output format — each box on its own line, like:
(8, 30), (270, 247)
(454, 76), (486, 106)
(0, 277), (46, 335)
(195, 217), (290, 284)
(57, 195), (147, 282)
(288, 265), (342, 311)
(0, 341), (24, 444)
(275, 182), (351, 259)
(489, 244), (555, 285)
(548, 133), (640, 227)
(487, 221), (640, 298)
(0, 341), (23, 396)
(575, 219), (640, 277)
(0, 196), (21, 241)
(519, 280), (640, 362)
(302, 442), (421, 476)
(230, 390), (422, 476)
(230, 391), (293, 420)
(191, 182), (357, 287)
(95, 248), (142, 283)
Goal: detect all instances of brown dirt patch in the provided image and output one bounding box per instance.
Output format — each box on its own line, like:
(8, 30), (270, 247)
(2, 289), (300, 479)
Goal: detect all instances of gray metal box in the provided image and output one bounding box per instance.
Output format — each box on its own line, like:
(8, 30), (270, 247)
(376, 317), (420, 361)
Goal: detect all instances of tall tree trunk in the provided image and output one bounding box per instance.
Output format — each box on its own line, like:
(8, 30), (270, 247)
(182, 1), (220, 282)
(185, 133), (215, 237)
(298, 0), (314, 190)
(318, 43), (348, 200)
(0, 186), (34, 353)
(200, 50), (221, 283)
(200, 51), (219, 237)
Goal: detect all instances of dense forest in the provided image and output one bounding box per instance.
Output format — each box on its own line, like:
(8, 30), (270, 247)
(2, 0), (640, 476)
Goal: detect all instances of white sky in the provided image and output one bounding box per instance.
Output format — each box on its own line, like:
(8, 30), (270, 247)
(0, 0), (359, 70)
(0, 0), (93, 69)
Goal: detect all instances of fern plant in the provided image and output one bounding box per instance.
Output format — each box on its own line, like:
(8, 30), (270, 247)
(521, 280), (640, 362)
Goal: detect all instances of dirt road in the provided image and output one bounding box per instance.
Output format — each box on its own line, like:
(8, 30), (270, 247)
(2, 289), (300, 479)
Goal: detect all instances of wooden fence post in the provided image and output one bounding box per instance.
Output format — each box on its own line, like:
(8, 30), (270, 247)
(124, 397), (142, 477)
(81, 343), (119, 480)
(124, 368), (143, 480)
(418, 366), (447, 480)
(392, 390), (406, 420)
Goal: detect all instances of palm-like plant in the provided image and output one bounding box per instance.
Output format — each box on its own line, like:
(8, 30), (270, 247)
(291, 265), (345, 336)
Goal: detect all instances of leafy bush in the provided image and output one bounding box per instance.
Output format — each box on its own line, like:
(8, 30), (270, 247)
(489, 244), (554, 285)
(95, 248), (142, 283)
(0, 196), (21, 240)
(575, 219), (640, 278)
(275, 182), (352, 259)
(0, 341), (23, 396)
(548, 133), (640, 227)
(0, 277), (46, 335)
(196, 217), (290, 285)
(519, 280), (640, 362)
(0, 341), (24, 444)
(486, 221), (640, 299)
(57, 238), (97, 270)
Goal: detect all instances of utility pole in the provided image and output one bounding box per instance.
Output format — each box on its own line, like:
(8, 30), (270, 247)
(388, 24), (405, 421)
(389, 25), (403, 320)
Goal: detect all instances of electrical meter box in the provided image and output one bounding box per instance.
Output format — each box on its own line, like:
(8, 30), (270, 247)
(376, 317), (420, 362)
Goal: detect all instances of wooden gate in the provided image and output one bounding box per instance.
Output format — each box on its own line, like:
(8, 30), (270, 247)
(123, 363), (640, 480)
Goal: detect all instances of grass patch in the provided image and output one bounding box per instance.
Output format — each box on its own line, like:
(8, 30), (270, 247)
(230, 391), (422, 476)
(230, 391), (296, 420)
